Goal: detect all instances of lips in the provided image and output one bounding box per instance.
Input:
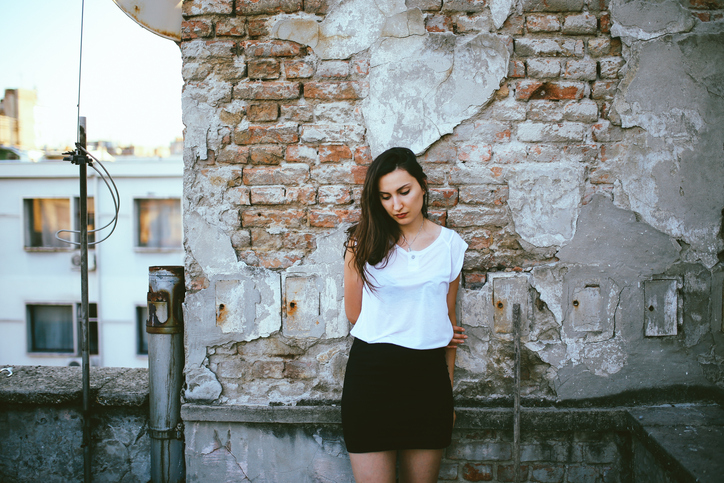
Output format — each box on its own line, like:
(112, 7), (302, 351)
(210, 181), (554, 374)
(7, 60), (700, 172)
(395, 213), (407, 219)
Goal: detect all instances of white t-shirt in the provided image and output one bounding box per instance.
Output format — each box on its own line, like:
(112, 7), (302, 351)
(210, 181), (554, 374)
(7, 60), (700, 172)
(350, 226), (468, 350)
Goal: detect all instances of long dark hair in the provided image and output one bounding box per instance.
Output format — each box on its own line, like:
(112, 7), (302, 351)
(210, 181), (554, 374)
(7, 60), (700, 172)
(345, 147), (429, 288)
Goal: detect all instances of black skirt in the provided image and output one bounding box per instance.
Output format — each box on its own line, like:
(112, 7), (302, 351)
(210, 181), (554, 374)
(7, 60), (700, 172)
(341, 338), (454, 453)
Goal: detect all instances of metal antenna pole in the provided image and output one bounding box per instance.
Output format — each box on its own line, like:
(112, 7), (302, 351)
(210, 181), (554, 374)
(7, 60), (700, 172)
(513, 303), (521, 483)
(78, 117), (92, 483)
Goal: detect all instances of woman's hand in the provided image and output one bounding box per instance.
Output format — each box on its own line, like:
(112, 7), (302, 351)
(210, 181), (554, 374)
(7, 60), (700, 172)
(445, 325), (467, 349)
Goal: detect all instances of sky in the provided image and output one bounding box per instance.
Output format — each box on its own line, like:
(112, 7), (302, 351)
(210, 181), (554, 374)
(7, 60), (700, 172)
(0, 0), (184, 149)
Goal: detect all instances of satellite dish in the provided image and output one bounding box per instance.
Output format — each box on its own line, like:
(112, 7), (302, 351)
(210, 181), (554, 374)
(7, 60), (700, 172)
(112, 0), (182, 42)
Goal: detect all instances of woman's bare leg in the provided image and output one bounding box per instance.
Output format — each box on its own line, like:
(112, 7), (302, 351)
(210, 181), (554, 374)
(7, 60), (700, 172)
(398, 449), (444, 483)
(348, 450), (397, 483)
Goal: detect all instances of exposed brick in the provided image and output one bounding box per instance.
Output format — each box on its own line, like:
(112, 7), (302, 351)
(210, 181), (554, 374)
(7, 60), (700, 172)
(526, 58), (561, 78)
(309, 209), (360, 227)
(317, 60), (349, 78)
(301, 124), (366, 144)
(283, 361), (317, 379)
(243, 164), (310, 185)
(184, 0), (233, 15)
(454, 13), (493, 33)
(248, 103), (279, 122)
(442, 0), (487, 13)
(439, 462), (459, 481)
(560, 39), (585, 57)
(215, 17), (246, 36)
(563, 99), (598, 122)
(429, 188), (459, 208)
(529, 464), (565, 483)
(242, 208), (307, 227)
(516, 81), (586, 101)
(243, 40), (303, 57)
(351, 58), (370, 76)
(459, 145), (493, 162)
(234, 81), (301, 100)
(448, 165), (505, 185)
(217, 145), (250, 164)
(509, 60), (526, 78)
(588, 37), (621, 57)
(231, 229), (252, 248)
(599, 11), (611, 33)
(319, 144), (353, 163)
(591, 80), (618, 100)
(497, 465), (530, 482)
(428, 210), (447, 226)
(426, 14), (454, 32)
(257, 186), (315, 205)
(281, 104), (313, 122)
(235, 123), (299, 145)
(459, 185), (509, 205)
(493, 144), (528, 164)
(522, 0), (585, 12)
(500, 14), (525, 35)
(251, 229), (315, 250)
(564, 144), (599, 163)
(599, 57), (624, 79)
(248, 18), (269, 37)
(239, 250), (304, 269)
(527, 100), (564, 121)
(248, 59), (281, 80)
(462, 463), (492, 481)
(584, 441), (618, 463)
(311, 164), (368, 184)
(408, 0), (444, 11)
(517, 121), (588, 142)
(591, 121), (623, 142)
(227, 186), (252, 205)
(526, 14), (561, 32)
(318, 185), (352, 204)
(587, 0), (610, 11)
(516, 38), (563, 57)
(237, 0), (302, 15)
(284, 60), (315, 79)
(564, 59), (597, 80)
(354, 146), (373, 165)
(446, 441), (513, 460)
(567, 465), (600, 482)
(304, 0), (334, 14)
(562, 13), (597, 34)
(463, 271), (487, 289)
(454, 120), (512, 143)
(286, 144), (318, 163)
(447, 206), (509, 228)
(304, 81), (369, 100)
(484, 99), (527, 121)
(182, 19), (213, 39)
(249, 145), (284, 165)
(251, 360), (285, 378)
(419, 143), (457, 163)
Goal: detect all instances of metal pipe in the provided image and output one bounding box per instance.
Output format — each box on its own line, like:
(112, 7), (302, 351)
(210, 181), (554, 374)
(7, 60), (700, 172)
(513, 303), (521, 483)
(147, 266), (186, 483)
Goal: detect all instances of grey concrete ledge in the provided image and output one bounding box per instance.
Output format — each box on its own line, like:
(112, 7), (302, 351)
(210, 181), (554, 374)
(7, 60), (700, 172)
(0, 365), (148, 407)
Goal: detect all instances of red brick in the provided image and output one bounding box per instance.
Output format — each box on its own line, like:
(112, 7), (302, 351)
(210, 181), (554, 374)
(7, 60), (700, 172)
(530, 464), (565, 482)
(318, 185), (352, 204)
(300, 124), (366, 144)
(354, 146), (373, 165)
(500, 14), (525, 35)
(517, 81), (586, 101)
(462, 463), (492, 481)
(243, 165), (310, 185)
(563, 59), (597, 81)
(243, 40), (303, 57)
(591, 80), (618, 100)
(459, 145), (493, 162)
(238, 249), (304, 269)
(588, 37), (621, 57)
(251, 229), (315, 250)
(317, 60), (349, 78)
(285, 60), (315, 79)
(250, 186), (316, 204)
(351, 58), (370, 76)
(319, 144), (353, 163)
(242, 208), (306, 227)
(248, 59), (281, 80)
(509, 60), (526, 78)
(235, 124), (299, 145)
(311, 165), (368, 184)
(248, 103), (279, 121)
(237, 0), (302, 15)
(304, 81), (369, 100)
(182, 19), (213, 39)
(426, 14), (453, 32)
(249, 145), (284, 165)
(248, 18), (269, 37)
(599, 57), (625, 79)
(304, 0), (333, 14)
(461, 228), (494, 250)
(562, 12), (597, 34)
(184, 0), (233, 15)
(428, 210), (447, 226)
(428, 188), (458, 208)
(285, 144), (318, 163)
(493, 144), (528, 164)
(599, 12), (611, 33)
(464, 272), (487, 289)
(309, 209), (360, 227)
(498, 465), (530, 482)
(418, 143), (457, 163)
(234, 81), (301, 100)
(227, 186), (251, 205)
(215, 17), (246, 36)
(281, 104), (313, 122)
(217, 145), (250, 164)
(283, 361), (317, 379)
(459, 185), (509, 205)
(515, 80), (544, 100)
(526, 14), (561, 32)
(447, 206), (508, 228)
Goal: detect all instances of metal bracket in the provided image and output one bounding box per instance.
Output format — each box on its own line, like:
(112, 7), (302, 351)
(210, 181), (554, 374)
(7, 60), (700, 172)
(148, 422), (184, 441)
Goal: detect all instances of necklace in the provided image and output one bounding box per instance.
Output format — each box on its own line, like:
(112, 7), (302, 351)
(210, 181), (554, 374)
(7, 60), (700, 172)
(401, 219), (424, 252)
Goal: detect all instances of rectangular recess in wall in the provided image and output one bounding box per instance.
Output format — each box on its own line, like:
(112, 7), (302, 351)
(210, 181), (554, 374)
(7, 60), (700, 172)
(283, 276), (323, 338)
(569, 284), (603, 332)
(644, 279), (678, 337)
(492, 276), (529, 334)
(713, 270), (724, 333)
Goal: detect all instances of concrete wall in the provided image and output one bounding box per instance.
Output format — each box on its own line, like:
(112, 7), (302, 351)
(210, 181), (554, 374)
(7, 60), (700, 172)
(180, 0), (724, 407)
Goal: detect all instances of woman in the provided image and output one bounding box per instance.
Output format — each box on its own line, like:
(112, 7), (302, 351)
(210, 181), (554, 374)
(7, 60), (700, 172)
(342, 147), (468, 482)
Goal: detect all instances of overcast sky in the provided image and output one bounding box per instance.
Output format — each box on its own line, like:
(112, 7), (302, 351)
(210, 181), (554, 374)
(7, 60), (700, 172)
(0, 0), (184, 149)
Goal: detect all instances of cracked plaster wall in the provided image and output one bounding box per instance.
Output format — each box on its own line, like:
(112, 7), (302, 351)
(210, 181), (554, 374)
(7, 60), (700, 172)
(180, 0), (724, 410)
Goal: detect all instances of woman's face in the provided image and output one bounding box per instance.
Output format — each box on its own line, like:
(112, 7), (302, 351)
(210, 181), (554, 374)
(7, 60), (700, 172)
(377, 168), (425, 227)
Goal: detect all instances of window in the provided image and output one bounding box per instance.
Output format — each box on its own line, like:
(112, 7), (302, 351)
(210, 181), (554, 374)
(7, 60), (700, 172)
(137, 306), (148, 355)
(24, 197), (95, 248)
(27, 303), (98, 354)
(135, 198), (182, 249)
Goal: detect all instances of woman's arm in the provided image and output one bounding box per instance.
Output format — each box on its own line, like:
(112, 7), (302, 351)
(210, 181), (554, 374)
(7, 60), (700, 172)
(344, 247), (364, 324)
(444, 274), (465, 387)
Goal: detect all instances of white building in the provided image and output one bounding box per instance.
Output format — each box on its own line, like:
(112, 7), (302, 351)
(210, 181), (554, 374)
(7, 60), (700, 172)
(0, 157), (183, 368)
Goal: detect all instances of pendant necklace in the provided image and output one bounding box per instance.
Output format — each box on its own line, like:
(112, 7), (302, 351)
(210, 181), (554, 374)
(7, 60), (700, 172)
(401, 219), (424, 259)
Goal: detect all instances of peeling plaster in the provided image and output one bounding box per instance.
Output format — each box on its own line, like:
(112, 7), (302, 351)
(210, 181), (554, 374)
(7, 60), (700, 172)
(610, 0), (694, 44)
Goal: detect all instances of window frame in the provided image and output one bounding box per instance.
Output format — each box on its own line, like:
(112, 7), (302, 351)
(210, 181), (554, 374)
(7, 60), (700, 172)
(26, 302), (99, 356)
(23, 196), (96, 251)
(133, 197), (183, 252)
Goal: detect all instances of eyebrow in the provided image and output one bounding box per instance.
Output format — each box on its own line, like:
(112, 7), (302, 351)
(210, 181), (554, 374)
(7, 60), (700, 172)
(379, 183), (412, 195)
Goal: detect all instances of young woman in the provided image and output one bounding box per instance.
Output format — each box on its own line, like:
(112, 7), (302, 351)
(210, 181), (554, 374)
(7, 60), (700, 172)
(342, 147), (468, 483)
